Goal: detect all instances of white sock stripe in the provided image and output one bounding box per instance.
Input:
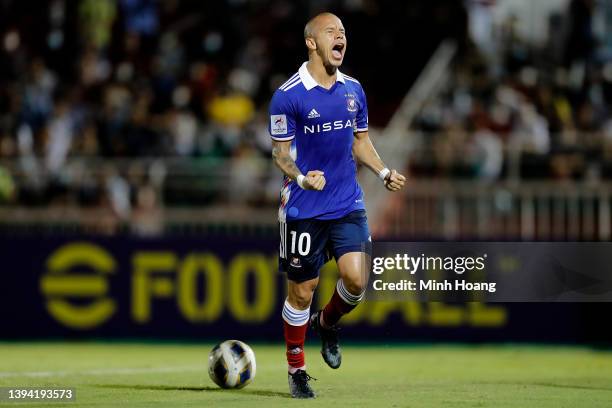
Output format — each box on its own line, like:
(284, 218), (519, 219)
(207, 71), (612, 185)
(336, 279), (364, 305)
(282, 312), (308, 326)
(282, 307), (307, 321)
(282, 311), (309, 326)
(283, 300), (309, 316)
(282, 300), (310, 326)
(336, 281), (356, 304)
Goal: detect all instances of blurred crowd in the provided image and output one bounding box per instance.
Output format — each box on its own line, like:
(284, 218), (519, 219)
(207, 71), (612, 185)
(411, 0), (612, 182)
(0, 0), (287, 215)
(0, 0), (610, 234)
(0, 0), (464, 225)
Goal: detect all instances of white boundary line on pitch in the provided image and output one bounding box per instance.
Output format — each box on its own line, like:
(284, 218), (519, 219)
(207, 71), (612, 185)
(0, 365), (203, 378)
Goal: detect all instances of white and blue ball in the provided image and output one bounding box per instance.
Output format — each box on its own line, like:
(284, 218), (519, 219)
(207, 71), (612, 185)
(208, 340), (256, 389)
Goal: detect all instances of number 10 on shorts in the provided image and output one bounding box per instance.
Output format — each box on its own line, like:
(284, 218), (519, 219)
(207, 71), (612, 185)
(290, 231), (311, 256)
(279, 221), (311, 258)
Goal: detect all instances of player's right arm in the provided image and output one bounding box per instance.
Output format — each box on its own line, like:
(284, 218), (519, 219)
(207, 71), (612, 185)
(271, 140), (326, 191)
(269, 89), (325, 191)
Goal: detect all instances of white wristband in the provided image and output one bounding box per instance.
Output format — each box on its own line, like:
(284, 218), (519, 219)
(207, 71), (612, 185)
(296, 174), (306, 189)
(379, 168), (391, 181)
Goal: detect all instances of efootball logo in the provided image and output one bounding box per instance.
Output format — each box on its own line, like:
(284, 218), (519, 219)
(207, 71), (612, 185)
(271, 114), (288, 135)
(346, 96), (357, 112)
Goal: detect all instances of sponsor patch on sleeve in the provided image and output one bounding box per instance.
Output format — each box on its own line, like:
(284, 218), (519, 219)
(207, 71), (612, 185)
(271, 114), (288, 135)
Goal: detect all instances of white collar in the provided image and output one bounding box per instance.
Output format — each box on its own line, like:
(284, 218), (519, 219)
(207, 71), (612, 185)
(298, 61), (345, 90)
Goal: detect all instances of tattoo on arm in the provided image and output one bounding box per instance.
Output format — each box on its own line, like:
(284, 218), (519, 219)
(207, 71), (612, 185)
(272, 145), (301, 180)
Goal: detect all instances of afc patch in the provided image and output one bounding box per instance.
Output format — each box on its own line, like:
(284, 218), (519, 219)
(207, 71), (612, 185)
(271, 114), (288, 135)
(346, 96), (357, 112)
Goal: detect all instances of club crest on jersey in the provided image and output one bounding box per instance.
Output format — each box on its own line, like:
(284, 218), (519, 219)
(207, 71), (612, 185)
(270, 114), (287, 135)
(290, 257), (302, 268)
(346, 96), (357, 112)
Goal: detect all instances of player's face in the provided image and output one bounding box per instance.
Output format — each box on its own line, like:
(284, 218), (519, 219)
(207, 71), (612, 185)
(314, 17), (346, 68)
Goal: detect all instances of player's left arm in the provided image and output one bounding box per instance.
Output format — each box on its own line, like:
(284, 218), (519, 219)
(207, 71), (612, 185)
(352, 131), (406, 191)
(351, 84), (405, 191)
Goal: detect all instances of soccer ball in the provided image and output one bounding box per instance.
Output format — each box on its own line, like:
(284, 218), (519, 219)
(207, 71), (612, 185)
(208, 340), (256, 389)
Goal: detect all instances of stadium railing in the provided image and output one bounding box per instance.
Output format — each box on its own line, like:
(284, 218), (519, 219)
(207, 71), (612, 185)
(1, 152), (610, 240)
(377, 179), (611, 241)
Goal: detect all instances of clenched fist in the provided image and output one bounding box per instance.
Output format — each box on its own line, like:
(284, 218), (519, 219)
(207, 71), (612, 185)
(302, 170), (326, 190)
(384, 169), (405, 192)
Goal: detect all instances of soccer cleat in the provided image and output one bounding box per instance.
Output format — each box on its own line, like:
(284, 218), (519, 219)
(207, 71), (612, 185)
(288, 369), (316, 398)
(310, 310), (342, 369)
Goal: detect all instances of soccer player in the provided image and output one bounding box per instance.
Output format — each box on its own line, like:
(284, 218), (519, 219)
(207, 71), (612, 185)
(268, 12), (406, 398)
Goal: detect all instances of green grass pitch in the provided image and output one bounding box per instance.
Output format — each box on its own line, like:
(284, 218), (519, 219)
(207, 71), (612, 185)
(0, 342), (610, 407)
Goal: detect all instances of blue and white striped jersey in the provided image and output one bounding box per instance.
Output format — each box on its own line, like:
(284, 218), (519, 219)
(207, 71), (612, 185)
(269, 62), (369, 221)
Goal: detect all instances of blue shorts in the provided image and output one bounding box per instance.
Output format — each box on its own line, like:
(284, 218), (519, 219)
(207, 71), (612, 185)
(279, 210), (371, 283)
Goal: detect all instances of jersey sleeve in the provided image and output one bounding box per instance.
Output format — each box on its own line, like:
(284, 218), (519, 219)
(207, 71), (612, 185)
(268, 90), (296, 141)
(355, 85), (369, 133)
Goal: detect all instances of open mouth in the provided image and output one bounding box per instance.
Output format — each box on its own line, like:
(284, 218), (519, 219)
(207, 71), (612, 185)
(331, 43), (344, 59)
